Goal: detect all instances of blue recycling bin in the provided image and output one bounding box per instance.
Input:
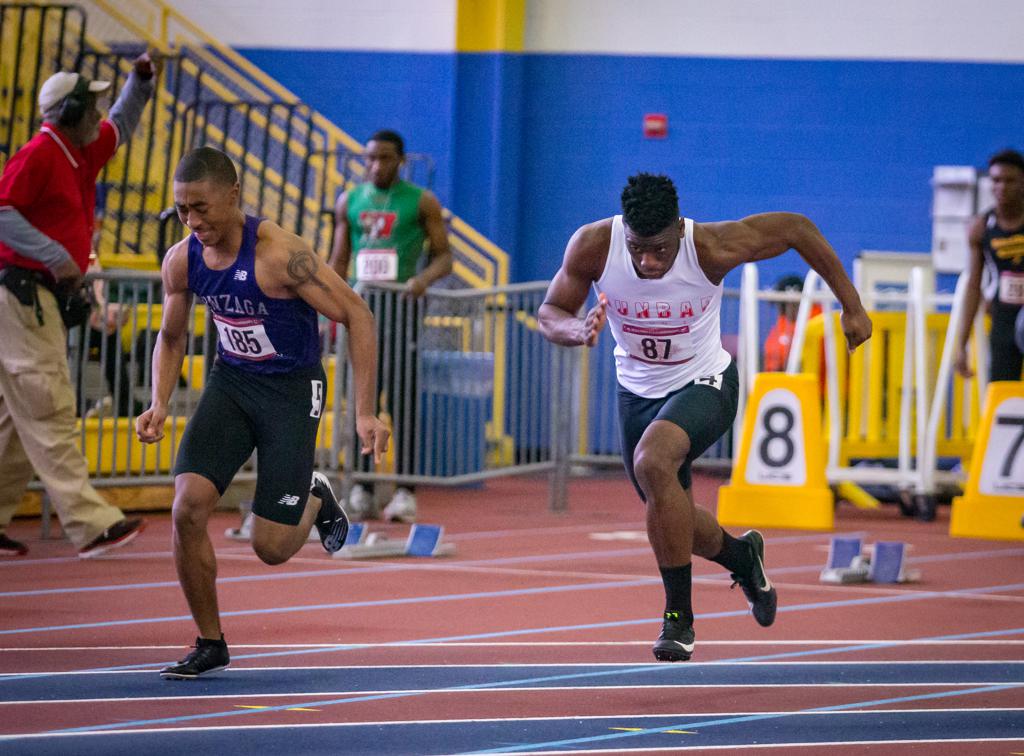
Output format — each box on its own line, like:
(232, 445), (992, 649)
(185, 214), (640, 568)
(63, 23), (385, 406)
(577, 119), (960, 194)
(418, 350), (493, 477)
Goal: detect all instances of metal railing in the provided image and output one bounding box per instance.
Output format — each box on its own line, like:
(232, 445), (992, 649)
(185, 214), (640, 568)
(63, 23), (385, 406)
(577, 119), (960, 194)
(55, 276), (577, 510)
(85, 51), (203, 259)
(0, 3), (86, 163)
(736, 263), (982, 509)
(328, 283), (574, 511)
(54, 274), (741, 518)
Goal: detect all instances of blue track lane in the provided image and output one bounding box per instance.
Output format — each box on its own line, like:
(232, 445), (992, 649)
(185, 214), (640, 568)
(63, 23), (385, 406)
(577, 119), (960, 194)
(2, 708), (1022, 754)
(3, 662), (1024, 703)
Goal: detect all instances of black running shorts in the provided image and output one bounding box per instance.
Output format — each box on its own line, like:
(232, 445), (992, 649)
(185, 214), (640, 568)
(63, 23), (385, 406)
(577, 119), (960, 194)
(617, 360), (738, 497)
(173, 359), (327, 526)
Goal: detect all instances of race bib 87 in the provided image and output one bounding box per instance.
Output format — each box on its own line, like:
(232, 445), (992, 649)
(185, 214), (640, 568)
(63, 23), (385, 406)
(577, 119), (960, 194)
(622, 323), (695, 365)
(213, 313), (277, 361)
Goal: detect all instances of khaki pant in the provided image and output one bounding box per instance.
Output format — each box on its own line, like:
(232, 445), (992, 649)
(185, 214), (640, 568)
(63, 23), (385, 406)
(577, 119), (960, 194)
(0, 284), (123, 548)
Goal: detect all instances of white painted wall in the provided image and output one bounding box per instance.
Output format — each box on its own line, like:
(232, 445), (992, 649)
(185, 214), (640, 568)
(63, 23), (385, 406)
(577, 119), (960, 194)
(163, 0), (1024, 62)
(167, 0), (456, 51)
(524, 0), (1024, 62)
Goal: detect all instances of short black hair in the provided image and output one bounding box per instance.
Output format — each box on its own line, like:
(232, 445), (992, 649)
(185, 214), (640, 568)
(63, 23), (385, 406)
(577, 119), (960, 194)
(174, 146), (239, 185)
(621, 173), (679, 237)
(369, 129), (405, 156)
(989, 149), (1024, 173)
(774, 274), (804, 292)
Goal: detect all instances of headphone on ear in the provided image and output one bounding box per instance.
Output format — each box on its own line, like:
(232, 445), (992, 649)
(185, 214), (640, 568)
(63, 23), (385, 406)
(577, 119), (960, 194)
(57, 75), (91, 127)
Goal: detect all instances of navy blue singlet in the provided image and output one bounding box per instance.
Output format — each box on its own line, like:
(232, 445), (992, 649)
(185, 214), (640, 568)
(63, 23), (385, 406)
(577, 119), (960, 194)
(187, 215), (320, 373)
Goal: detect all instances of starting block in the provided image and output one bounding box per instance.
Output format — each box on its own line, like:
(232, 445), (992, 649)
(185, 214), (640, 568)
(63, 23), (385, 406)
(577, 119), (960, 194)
(332, 523), (455, 560)
(819, 536), (870, 583)
(819, 536), (920, 584)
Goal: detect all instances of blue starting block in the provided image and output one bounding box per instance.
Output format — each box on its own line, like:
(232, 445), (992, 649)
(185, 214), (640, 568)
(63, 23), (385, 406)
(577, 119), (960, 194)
(332, 523), (455, 560)
(344, 522), (367, 547)
(868, 541), (920, 584)
(819, 536), (920, 584)
(819, 536), (869, 584)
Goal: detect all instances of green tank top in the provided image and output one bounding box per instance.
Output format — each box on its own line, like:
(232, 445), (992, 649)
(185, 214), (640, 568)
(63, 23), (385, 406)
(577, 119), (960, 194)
(346, 180), (426, 283)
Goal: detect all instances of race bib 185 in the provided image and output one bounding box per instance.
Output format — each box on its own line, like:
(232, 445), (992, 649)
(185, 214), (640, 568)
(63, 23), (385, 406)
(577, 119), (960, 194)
(213, 313), (277, 361)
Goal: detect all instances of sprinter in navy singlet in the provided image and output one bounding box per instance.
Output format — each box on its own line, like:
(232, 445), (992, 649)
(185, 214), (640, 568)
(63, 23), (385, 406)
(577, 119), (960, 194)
(954, 149), (1024, 382)
(137, 147), (389, 680)
(188, 213), (320, 372)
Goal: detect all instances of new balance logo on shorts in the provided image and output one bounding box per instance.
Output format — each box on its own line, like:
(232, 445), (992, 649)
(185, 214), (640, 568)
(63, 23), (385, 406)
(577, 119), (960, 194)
(277, 494), (301, 507)
(310, 380), (324, 419)
(233, 269), (248, 281)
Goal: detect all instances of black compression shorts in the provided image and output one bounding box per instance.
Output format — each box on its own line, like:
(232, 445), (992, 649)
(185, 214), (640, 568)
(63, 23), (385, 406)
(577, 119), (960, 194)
(173, 359), (326, 526)
(617, 360), (738, 497)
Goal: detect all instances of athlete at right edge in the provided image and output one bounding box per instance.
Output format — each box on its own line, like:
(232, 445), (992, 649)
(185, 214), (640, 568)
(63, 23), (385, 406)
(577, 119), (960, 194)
(538, 173), (872, 660)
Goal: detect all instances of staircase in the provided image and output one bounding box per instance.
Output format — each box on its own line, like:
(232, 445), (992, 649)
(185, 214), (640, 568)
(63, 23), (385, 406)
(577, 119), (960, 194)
(1, 0), (509, 287)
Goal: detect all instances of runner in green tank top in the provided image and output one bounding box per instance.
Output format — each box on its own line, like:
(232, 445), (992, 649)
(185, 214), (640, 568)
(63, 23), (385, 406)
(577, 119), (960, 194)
(329, 130), (452, 523)
(329, 130), (451, 292)
(345, 179), (428, 284)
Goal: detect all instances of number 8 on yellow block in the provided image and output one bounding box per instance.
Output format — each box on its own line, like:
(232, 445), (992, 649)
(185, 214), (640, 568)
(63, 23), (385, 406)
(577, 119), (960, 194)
(718, 372), (834, 530)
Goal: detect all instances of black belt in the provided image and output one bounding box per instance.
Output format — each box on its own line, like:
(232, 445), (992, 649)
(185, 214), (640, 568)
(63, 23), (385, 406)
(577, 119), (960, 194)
(0, 265), (91, 327)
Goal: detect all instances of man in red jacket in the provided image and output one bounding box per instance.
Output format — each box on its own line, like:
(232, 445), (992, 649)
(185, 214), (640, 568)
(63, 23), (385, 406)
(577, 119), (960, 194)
(0, 52), (159, 557)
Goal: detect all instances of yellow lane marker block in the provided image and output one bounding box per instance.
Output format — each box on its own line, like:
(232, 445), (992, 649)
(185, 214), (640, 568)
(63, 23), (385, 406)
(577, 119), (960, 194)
(233, 705), (322, 712)
(610, 727), (696, 735)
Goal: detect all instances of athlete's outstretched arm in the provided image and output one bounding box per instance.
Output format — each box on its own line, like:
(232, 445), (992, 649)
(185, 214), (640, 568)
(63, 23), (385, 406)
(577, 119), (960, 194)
(702, 212), (872, 351)
(276, 236), (389, 461)
(137, 242), (193, 443)
(539, 221), (610, 347)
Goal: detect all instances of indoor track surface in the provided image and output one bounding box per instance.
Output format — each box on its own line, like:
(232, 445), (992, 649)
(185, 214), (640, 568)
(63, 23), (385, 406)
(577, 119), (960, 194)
(1, 473), (1022, 754)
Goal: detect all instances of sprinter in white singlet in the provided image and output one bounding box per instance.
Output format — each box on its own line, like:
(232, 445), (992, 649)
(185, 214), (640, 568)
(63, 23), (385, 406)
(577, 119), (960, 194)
(539, 173), (872, 662)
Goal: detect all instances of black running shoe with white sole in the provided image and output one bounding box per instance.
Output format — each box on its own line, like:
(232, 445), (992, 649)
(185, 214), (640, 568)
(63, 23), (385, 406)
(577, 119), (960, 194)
(160, 637), (230, 680)
(311, 472), (349, 553)
(730, 529), (777, 627)
(652, 611), (695, 662)
(78, 517), (145, 559)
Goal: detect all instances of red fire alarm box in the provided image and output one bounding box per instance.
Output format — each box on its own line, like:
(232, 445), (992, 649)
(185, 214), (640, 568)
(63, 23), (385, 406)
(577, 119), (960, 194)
(643, 113), (668, 139)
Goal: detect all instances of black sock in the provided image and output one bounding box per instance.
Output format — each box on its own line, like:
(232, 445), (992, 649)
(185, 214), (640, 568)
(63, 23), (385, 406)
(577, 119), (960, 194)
(710, 529), (753, 575)
(659, 563), (693, 624)
(198, 634), (226, 647)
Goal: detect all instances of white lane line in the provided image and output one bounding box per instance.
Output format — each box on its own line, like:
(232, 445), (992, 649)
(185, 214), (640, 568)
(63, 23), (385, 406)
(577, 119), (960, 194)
(3, 639), (1022, 651)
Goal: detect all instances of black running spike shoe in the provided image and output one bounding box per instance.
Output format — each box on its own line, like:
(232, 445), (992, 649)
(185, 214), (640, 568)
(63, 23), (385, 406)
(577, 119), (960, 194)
(311, 472), (349, 553)
(730, 530), (777, 627)
(652, 611), (695, 662)
(160, 637), (230, 680)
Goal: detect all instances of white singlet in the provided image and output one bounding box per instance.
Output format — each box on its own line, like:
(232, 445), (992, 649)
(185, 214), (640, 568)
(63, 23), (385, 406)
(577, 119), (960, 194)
(595, 215), (731, 398)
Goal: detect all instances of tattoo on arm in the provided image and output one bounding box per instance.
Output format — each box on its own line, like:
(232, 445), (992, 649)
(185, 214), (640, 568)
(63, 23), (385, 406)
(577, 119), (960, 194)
(287, 248), (331, 292)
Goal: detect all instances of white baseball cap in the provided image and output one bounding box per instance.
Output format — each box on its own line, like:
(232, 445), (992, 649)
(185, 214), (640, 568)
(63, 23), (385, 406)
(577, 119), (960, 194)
(38, 72), (111, 116)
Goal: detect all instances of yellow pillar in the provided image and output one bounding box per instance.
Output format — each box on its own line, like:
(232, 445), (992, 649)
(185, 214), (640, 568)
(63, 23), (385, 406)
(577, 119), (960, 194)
(456, 0), (525, 52)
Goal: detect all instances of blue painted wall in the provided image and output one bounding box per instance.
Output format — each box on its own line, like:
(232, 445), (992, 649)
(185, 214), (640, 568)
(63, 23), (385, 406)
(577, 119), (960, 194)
(239, 49), (456, 205)
(239, 48), (1024, 288)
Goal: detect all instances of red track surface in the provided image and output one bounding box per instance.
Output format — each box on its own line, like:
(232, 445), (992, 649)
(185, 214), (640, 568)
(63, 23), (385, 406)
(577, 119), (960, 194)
(1, 472), (1022, 753)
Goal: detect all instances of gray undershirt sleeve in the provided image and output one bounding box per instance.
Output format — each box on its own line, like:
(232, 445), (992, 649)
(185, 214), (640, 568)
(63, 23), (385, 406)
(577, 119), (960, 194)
(108, 71), (155, 143)
(0, 205), (75, 270)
